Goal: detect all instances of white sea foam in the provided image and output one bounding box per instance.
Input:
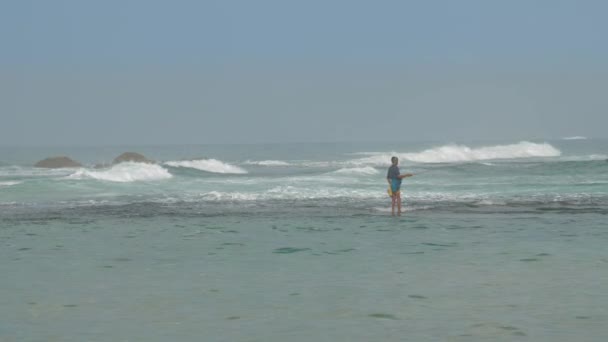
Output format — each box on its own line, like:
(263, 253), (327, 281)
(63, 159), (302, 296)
(0, 181), (22, 187)
(330, 167), (379, 175)
(194, 187), (385, 202)
(243, 160), (291, 166)
(300, 161), (333, 168)
(165, 159), (248, 174)
(559, 154), (608, 161)
(68, 162), (173, 182)
(562, 136), (588, 140)
(0, 166), (74, 178)
(200, 191), (259, 201)
(350, 141), (561, 165)
(372, 205), (432, 213)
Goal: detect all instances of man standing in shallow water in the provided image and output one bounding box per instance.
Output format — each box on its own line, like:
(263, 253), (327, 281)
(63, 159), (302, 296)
(387, 156), (414, 216)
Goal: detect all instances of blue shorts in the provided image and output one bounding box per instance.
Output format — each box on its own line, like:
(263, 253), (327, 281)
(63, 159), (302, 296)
(391, 178), (402, 193)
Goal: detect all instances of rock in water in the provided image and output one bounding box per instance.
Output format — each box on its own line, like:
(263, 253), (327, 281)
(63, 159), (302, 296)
(113, 152), (154, 164)
(34, 156), (82, 168)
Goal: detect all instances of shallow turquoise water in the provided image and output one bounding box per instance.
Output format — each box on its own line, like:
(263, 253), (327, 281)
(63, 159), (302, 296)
(1, 211), (607, 341)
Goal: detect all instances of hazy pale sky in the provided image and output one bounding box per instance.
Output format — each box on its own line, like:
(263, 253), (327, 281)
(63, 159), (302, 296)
(1, 0), (607, 145)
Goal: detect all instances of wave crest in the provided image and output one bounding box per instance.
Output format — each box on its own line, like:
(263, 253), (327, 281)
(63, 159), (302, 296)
(244, 160), (291, 166)
(165, 159), (248, 174)
(0, 181), (22, 187)
(330, 167), (379, 175)
(68, 162), (173, 182)
(351, 141), (561, 164)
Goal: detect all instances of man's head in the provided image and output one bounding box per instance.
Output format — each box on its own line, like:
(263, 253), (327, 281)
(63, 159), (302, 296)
(391, 156), (398, 165)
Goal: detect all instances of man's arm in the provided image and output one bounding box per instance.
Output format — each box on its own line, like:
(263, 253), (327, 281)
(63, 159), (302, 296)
(399, 173), (414, 179)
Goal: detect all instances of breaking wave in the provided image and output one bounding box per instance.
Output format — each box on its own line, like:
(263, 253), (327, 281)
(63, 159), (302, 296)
(243, 160), (291, 166)
(562, 136), (587, 140)
(351, 141), (561, 165)
(0, 166), (74, 178)
(559, 154), (608, 161)
(68, 162), (173, 182)
(0, 181), (22, 187)
(165, 159), (248, 174)
(330, 167), (379, 175)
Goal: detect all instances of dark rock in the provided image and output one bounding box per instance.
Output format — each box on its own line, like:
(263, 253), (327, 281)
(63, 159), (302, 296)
(34, 156), (82, 168)
(112, 152), (154, 164)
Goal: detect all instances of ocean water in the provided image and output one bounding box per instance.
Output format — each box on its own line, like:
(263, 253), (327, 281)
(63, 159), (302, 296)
(1, 139), (607, 341)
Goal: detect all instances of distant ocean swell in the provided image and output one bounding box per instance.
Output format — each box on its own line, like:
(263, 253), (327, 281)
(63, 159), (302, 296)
(0, 141), (567, 179)
(1, 140), (607, 216)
